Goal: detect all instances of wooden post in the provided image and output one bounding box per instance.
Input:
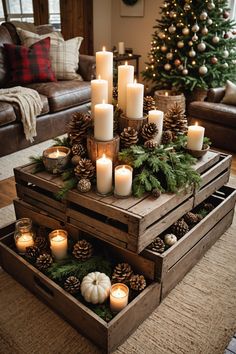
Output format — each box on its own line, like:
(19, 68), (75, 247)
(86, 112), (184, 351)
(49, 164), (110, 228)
(87, 135), (120, 165)
(118, 113), (147, 133)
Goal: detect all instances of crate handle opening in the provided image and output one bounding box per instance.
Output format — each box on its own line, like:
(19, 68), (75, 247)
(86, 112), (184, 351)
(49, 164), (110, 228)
(34, 276), (54, 299)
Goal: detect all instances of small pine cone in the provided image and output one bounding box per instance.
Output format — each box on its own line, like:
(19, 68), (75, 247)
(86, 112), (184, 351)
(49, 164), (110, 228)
(161, 130), (173, 145)
(74, 158), (95, 180)
(143, 96), (156, 115)
(130, 274), (146, 291)
(148, 237), (165, 253)
(113, 86), (118, 101)
(35, 253), (53, 271)
(171, 219), (189, 239)
(120, 127), (139, 148)
(71, 143), (86, 157)
(152, 188), (161, 198)
(183, 212), (199, 226)
(144, 140), (158, 149)
(25, 246), (41, 263)
(72, 240), (93, 261)
(112, 263), (133, 284)
(34, 236), (48, 251)
(64, 276), (80, 294)
(141, 122), (158, 141)
(203, 203), (214, 212)
(77, 178), (91, 193)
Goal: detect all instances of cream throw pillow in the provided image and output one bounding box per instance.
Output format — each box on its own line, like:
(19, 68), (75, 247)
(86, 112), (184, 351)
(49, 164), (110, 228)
(221, 80), (236, 105)
(17, 27), (64, 46)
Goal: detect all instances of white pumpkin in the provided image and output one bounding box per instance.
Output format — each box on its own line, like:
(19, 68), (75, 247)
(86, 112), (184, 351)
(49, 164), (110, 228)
(164, 233), (177, 246)
(81, 272), (111, 304)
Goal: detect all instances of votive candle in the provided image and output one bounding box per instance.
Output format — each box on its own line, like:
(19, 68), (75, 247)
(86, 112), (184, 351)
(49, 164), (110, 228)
(187, 122), (205, 150)
(16, 234), (34, 254)
(49, 229), (68, 260)
(114, 165), (133, 197)
(96, 154), (113, 195)
(110, 283), (129, 313)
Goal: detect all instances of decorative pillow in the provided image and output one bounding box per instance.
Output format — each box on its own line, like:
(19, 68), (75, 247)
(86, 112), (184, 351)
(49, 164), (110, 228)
(4, 37), (56, 85)
(17, 27), (64, 47)
(221, 80), (236, 105)
(49, 37), (83, 80)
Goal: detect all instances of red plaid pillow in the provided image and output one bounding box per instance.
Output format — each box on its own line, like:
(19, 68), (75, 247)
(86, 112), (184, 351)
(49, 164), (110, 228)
(4, 37), (56, 85)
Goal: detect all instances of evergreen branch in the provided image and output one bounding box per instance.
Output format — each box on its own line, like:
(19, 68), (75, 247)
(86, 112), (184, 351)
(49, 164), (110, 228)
(55, 177), (77, 200)
(29, 155), (45, 173)
(52, 136), (71, 147)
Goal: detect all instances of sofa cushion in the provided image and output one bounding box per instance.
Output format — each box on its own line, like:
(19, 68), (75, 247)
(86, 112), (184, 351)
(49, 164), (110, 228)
(17, 27), (64, 47)
(188, 101), (236, 129)
(27, 81), (91, 113)
(13, 94), (49, 121)
(0, 26), (14, 87)
(221, 80), (236, 105)
(4, 37), (56, 85)
(0, 102), (17, 126)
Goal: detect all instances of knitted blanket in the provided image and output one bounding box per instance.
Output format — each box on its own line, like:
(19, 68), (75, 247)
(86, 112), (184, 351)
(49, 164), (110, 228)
(0, 86), (43, 142)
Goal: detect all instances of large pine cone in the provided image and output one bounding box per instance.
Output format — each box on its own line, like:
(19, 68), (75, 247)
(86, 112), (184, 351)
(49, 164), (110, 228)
(35, 253), (53, 271)
(72, 240), (93, 261)
(130, 274), (146, 291)
(141, 122), (158, 141)
(74, 158), (95, 180)
(25, 246), (41, 263)
(147, 237), (165, 253)
(183, 212), (199, 226)
(171, 219), (189, 239)
(34, 236), (48, 251)
(161, 130), (173, 145)
(71, 143), (86, 157)
(120, 127), (139, 148)
(68, 112), (92, 145)
(64, 276), (80, 294)
(164, 102), (188, 137)
(112, 263), (133, 284)
(143, 96), (156, 115)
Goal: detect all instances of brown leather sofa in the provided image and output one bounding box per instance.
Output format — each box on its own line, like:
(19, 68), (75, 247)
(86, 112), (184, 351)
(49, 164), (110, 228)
(0, 22), (96, 157)
(188, 88), (236, 152)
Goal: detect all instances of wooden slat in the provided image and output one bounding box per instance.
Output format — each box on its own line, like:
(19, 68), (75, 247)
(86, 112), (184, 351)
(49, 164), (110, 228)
(192, 150), (220, 174)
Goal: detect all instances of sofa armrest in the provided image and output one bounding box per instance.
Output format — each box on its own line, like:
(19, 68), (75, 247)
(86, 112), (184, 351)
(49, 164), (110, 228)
(79, 54), (96, 81)
(207, 87), (225, 103)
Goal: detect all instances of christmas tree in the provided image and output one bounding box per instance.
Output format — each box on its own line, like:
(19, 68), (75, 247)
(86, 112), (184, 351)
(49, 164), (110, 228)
(143, 0), (236, 93)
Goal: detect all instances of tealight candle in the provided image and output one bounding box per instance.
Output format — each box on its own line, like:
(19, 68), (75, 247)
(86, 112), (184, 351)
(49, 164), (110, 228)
(187, 122), (205, 150)
(126, 80), (144, 119)
(114, 165), (133, 197)
(148, 110), (164, 145)
(96, 154), (113, 195)
(49, 229), (68, 260)
(48, 149), (66, 158)
(14, 218), (35, 254)
(110, 283), (129, 313)
(118, 61), (134, 114)
(96, 47), (113, 103)
(91, 76), (108, 117)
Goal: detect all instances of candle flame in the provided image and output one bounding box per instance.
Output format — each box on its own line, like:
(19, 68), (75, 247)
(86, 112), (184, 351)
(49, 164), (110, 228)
(102, 46), (106, 51)
(165, 91), (168, 96)
(102, 99), (105, 104)
(55, 149), (60, 157)
(195, 122), (198, 126)
(125, 61), (128, 66)
(102, 153), (106, 159)
(98, 74), (101, 80)
(134, 79), (137, 84)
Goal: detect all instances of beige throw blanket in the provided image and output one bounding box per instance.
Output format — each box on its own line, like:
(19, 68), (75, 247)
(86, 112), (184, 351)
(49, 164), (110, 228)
(0, 86), (43, 142)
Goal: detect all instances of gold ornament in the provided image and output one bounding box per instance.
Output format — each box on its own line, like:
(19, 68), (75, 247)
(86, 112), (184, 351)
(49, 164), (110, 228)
(182, 27), (190, 35)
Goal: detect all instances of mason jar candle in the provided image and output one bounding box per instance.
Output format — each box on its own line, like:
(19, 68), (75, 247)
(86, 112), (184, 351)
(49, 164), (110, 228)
(14, 218), (35, 254)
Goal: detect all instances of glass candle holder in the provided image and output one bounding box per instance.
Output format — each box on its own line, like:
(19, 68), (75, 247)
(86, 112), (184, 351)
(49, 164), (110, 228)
(14, 218), (35, 254)
(49, 229), (68, 260)
(114, 165), (133, 198)
(42, 146), (71, 174)
(110, 283), (129, 313)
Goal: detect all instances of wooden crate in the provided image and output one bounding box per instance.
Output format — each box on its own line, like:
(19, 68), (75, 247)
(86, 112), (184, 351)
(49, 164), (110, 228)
(142, 185), (236, 299)
(0, 224), (160, 354)
(14, 151), (231, 253)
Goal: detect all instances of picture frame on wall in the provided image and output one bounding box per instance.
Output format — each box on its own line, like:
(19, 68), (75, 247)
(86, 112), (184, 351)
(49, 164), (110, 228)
(120, 0), (144, 17)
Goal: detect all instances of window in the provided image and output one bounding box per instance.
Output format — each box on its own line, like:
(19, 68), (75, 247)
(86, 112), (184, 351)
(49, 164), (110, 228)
(49, 0), (61, 30)
(5, 0), (34, 22)
(0, 0), (5, 23)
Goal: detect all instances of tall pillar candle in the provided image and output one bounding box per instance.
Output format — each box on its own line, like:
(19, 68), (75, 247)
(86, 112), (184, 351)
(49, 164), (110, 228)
(118, 62), (134, 113)
(96, 47), (113, 103)
(114, 165), (133, 197)
(126, 80), (144, 119)
(91, 76), (108, 117)
(187, 123), (205, 150)
(118, 42), (125, 55)
(148, 110), (164, 145)
(94, 102), (113, 141)
(96, 154), (113, 195)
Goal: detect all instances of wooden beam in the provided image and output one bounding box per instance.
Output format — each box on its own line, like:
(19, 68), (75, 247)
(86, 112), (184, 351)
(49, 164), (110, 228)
(33, 0), (49, 25)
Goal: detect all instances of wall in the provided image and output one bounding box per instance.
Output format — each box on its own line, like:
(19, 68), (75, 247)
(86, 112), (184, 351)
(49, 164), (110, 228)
(93, 0), (112, 52)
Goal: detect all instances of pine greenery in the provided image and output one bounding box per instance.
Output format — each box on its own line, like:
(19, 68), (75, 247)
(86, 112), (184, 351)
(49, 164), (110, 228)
(52, 136), (71, 147)
(29, 155), (44, 173)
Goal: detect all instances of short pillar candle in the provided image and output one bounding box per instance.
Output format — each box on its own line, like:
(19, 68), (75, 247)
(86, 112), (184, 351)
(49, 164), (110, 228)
(94, 102), (113, 141)
(148, 110), (164, 145)
(110, 283), (129, 313)
(118, 61), (134, 114)
(187, 122), (205, 150)
(49, 229), (68, 260)
(91, 76), (108, 117)
(96, 47), (113, 103)
(96, 154), (113, 195)
(114, 165), (133, 197)
(126, 80), (144, 119)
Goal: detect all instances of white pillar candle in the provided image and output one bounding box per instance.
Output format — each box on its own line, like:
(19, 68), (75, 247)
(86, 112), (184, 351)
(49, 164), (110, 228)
(148, 110), (164, 145)
(187, 122), (205, 150)
(49, 230), (68, 260)
(91, 76), (108, 117)
(16, 234), (34, 254)
(96, 154), (113, 195)
(96, 47), (113, 103)
(126, 80), (144, 119)
(110, 283), (129, 313)
(114, 165), (133, 197)
(118, 62), (134, 114)
(94, 102), (113, 141)
(118, 42), (125, 55)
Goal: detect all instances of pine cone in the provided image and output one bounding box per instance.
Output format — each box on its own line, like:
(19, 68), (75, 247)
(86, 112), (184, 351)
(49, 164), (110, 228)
(143, 96), (156, 115)
(77, 178), (91, 193)
(25, 246), (41, 263)
(120, 127), (139, 148)
(147, 237), (165, 253)
(72, 240), (93, 261)
(74, 158), (95, 180)
(112, 263), (133, 284)
(64, 276), (80, 294)
(161, 130), (173, 145)
(130, 274), (146, 291)
(183, 212), (199, 226)
(34, 236), (48, 251)
(35, 253), (53, 271)
(71, 143), (86, 157)
(164, 102), (188, 137)
(71, 155), (82, 166)
(152, 188), (161, 198)
(113, 86), (118, 101)
(203, 203), (214, 212)
(68, 112), (92, 145)
(144, 140), (158, 149)
(171, 219), (189, 239)
(141, 122), (158, 141)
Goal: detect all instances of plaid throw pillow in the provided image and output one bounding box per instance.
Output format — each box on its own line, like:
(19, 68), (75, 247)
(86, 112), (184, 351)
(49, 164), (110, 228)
(4, 37), (56, 85)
